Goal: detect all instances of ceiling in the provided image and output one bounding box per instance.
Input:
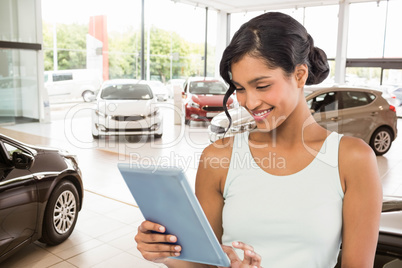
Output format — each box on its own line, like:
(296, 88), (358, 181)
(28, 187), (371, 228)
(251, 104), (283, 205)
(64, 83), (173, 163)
(174, 0), (379, 13)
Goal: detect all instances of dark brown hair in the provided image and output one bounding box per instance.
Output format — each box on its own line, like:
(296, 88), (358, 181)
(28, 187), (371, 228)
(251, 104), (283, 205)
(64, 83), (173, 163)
(220, 12), (329, 131)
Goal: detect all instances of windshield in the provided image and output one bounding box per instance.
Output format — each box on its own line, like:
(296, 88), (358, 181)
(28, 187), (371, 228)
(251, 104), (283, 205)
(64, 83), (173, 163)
(100, 84), (153, 100)
(189, 81), (227, 95)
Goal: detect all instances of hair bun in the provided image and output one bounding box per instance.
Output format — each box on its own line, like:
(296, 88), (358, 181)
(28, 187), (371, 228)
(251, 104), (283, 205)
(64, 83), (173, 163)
(306, 47), (330, 85)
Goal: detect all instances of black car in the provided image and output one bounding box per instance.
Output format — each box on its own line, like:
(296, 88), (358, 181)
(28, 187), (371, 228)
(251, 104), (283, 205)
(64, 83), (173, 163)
(335, 196), (402, 267)
(0, 134), (84, 263)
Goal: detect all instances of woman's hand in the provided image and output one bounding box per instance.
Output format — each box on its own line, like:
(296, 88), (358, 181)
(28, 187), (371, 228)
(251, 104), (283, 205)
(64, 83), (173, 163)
(221, 241), (262, 268)
(135, 220), (182, 264)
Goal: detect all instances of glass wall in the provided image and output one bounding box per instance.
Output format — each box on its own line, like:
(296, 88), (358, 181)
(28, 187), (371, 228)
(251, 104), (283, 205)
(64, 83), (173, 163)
(0, 50), (39, 125)
(348, 2), (387, 58)
(346, 0), (402, 87)
(0, 0), (38, 43)
(42, 0), (215, 85)
(0, 0), (41, 125)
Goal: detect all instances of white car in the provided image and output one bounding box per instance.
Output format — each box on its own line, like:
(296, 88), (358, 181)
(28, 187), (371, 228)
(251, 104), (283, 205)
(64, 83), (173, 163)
(91, 79), (163, 139)
(147, 80), (169, 101)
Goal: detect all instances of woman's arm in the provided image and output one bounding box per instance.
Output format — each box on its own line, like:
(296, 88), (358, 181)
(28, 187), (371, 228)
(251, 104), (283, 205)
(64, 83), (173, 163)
(195, 138), (233, 243)
(135, 139), (232, 268)
(339, 136), (382, 268)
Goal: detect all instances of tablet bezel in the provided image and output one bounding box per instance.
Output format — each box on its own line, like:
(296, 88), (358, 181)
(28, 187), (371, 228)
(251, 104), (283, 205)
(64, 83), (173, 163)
(118, 163), (230, 267)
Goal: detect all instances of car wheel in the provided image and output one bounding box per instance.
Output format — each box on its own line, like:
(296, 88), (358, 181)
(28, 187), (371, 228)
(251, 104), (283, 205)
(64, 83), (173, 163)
(39, 180), (80, 246)
(82, 90), (94, 102)
(92, 133), (99, 139)
(185, 119), (190, 125)
(154, 133), (163, 138)
(369, 127), (393, 156)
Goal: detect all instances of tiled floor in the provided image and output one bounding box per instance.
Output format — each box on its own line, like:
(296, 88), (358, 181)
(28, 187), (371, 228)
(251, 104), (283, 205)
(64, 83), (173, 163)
(1, 101), (402, 267)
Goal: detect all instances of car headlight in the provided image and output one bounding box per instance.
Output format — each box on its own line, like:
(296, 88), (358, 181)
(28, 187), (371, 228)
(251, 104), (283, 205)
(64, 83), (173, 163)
(210, 125), (226, 134)
(188, 101), (200, 109)
(147, 107), (160, 117)
(95, 110), (107, 118)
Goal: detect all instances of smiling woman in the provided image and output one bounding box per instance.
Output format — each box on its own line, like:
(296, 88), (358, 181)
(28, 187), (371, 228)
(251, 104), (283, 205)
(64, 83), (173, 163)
(134, 11), (382, 268)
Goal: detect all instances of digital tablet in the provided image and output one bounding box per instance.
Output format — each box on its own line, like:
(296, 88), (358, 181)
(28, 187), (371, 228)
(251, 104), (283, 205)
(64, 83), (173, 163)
(118, 163), (230, 267)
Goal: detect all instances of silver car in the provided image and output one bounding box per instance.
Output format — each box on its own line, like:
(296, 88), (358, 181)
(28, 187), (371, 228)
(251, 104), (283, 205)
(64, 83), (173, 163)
(208, 85), (398, 156)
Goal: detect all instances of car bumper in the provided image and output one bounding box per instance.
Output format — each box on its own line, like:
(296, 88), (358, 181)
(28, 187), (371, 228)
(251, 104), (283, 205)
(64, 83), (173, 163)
(94, 123), (162, 136)
(93, 114), (163, 136)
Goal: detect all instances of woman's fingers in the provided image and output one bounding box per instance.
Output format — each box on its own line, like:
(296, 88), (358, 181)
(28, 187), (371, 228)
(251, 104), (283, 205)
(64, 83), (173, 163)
(135, 221), (181, 262)
(232, 241), (262, 267)
(221, 244), (241, 264)
(138, 220), (166, 234)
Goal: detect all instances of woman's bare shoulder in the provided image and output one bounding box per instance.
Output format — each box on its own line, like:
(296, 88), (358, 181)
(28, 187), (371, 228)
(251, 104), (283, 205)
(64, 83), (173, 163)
(202, 136), (235, 159)
(338, 135), (379, 189)
(197, 136), (235, 185)
(339, 135), (375, 160)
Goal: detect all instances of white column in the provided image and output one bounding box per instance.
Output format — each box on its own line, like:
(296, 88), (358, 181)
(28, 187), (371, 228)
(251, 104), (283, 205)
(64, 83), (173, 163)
(215, 11), (228, 78)
(36, 0), (51, 123)
(334, 0), (350, 84)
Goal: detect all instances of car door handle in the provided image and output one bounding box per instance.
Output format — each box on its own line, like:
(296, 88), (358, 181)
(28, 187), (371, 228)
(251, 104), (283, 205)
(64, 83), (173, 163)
(331, 117), (341, 121)
(371, 112), (379, 116)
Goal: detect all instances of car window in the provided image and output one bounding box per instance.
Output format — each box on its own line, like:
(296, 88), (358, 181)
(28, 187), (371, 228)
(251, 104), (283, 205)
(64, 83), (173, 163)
(189, 81), (227, 95)
(100, 84), (153, 100)
(52, 73), (73, 82)
(340, 91), (374, 109)
(3, 142), (24, 160)
(307, 92), (338, 112)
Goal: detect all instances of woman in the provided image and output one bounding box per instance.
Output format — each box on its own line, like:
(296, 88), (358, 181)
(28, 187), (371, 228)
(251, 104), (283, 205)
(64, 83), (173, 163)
(135, 12), (382, 268)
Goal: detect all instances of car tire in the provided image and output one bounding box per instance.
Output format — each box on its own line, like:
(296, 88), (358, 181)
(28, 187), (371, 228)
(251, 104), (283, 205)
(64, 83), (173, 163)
(154, 133), (163, 138)
(92, 133), (99, 139)
(82, 90), (95, 102)
(369, 127), (393, 156)
(185, 119), (190, 125)
(39, 180), (80, 246)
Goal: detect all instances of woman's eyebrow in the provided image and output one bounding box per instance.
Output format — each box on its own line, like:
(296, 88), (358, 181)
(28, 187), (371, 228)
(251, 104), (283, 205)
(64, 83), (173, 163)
(248, 76), (271, 84)
(232, 76), (271, 87)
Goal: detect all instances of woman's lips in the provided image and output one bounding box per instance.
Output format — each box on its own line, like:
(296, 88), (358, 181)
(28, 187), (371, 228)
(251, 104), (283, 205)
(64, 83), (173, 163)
(251, 107), (274, 121)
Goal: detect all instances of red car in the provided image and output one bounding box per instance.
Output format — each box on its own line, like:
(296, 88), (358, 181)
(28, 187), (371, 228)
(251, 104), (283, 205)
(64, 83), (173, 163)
(183, 77), (234, 124)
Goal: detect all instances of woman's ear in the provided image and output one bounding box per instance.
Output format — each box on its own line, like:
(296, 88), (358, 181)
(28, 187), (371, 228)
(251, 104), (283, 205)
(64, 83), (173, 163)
(295, 64), (308, 88)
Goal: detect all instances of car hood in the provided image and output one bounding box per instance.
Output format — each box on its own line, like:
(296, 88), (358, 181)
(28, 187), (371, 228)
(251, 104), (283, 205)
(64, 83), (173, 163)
(380, 196), (402, 235)
(190, 94), (231, 107)
(211, 106), (255, 129)
(98, 99), (153, 116)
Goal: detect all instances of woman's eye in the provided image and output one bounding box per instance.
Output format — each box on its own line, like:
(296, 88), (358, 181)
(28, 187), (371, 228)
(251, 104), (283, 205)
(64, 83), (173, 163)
(256, 85), (270, 90)
(235, 87), (245, 91)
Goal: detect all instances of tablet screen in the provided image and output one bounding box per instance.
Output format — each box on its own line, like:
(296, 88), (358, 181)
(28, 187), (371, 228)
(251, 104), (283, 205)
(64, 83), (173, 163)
(118, 163), (230, 267)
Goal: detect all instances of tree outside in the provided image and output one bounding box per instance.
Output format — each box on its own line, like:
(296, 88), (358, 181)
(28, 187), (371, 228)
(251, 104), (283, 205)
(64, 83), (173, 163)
(42, 22), (212, 83)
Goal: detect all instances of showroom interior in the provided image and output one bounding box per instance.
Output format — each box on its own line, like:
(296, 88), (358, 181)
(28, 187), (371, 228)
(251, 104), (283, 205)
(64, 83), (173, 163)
(1, 0), (402, 267)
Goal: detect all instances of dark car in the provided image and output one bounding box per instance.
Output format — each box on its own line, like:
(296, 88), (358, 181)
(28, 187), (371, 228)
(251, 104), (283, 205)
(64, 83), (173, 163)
(183, 77), (234, 124)
(0, 134), (84, 263)
(336, 196), (402, 267)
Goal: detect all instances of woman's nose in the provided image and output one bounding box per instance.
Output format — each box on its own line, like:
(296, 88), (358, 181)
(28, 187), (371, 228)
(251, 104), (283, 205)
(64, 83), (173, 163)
(244, 90), (262, 111)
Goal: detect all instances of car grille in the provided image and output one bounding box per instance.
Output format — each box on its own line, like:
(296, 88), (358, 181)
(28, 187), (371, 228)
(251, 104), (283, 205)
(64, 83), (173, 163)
(111, 115), (145, 121)
(202, 106), (224, 112)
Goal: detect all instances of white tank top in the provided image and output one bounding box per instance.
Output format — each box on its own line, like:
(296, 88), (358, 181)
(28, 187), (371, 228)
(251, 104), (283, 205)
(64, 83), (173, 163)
(222, 131), (344, 268)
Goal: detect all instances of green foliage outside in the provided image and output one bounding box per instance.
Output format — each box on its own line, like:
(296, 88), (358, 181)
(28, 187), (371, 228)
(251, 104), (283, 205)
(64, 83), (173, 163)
(43, 22), (215, 82)
(43, 23), (88, 70)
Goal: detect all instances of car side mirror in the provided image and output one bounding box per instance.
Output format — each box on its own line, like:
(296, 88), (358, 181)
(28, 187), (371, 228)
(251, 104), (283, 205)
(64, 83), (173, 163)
(12, 151), (34, 169)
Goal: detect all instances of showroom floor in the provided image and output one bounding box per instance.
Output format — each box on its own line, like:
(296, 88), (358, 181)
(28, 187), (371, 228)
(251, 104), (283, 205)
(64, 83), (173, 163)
(1, 101), (402, 267)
